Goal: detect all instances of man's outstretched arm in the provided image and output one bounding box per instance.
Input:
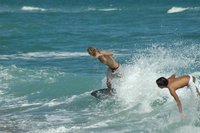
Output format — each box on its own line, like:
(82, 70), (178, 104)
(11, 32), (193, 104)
(100, 50), (113, 56)
(170, 89), (183, 114)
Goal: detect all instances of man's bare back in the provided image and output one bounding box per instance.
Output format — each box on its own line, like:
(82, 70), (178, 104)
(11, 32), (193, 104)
(98, 54), (119, 69)
(167, 75), (190, 91)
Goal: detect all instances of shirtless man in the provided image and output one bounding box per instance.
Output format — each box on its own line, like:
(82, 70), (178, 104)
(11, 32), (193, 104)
(87, 47), (121, 88)
(156, 74), (200, 118)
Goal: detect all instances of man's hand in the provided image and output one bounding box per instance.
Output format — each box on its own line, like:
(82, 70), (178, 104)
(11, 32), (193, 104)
(95, 52), (103, 58)
(180, 113), (186, 120)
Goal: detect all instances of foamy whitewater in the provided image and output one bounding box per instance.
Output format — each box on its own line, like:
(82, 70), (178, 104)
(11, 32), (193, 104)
(21, 6), (47, 12)
(167, 6), (200, 14)
(0, 0), (200, 133)
(167, 7), (189, 14)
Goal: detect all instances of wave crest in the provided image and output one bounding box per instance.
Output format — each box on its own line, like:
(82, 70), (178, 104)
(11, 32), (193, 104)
(167, 7), (188, 14)
(0, 52), (88, 60)
(21, 6), (47, 12)
(88, 7), (120, 12)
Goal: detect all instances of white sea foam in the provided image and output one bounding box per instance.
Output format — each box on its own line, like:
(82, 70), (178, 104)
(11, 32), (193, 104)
(45, 113), (73, 123)
(31, 126), (68, 133)
(88, 7), (120, 12)
(66, 91), (90, 103)
(84, 119), (112, 128)
(0, 51), (88, 60)
(44, 99), (64, 107)
(167, 7), (189, 14)
(21, 102), (42, 107)
(0, 66), (14, 91)
(42, 91), (90, 108)
(21, 6), (47, 12)
(167, 6), (200, 14)
(98, 8), (120, 11)
(174, 126), (200, 133)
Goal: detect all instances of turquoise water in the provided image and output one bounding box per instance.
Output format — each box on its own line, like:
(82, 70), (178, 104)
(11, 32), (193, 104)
(0, 0), (200, 132)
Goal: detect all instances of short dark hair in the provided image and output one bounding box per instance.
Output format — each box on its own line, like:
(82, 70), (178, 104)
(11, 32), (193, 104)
(156, 77), (168, 87)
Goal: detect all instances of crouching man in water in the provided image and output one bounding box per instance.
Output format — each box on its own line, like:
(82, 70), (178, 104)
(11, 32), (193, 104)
(156, 74), (200, 119)
(87, 47), (121, 89)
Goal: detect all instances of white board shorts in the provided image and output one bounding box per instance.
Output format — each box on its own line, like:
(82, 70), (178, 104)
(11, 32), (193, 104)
(188, 75), (200, 97)
(106, 65), (121, 82)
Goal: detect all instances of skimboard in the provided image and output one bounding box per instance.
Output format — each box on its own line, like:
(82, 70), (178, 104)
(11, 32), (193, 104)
(91, 88), (116, 99)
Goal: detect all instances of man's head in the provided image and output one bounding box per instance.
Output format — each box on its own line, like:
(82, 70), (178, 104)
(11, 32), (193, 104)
(156, 77), (168, 88)
(87, 47), (98, 57)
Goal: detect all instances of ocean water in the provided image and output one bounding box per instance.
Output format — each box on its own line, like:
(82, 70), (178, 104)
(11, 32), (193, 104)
(0, 0), (200, 133)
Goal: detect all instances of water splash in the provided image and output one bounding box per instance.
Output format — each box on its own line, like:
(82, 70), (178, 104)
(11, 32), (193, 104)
(113, 45), (198, 113)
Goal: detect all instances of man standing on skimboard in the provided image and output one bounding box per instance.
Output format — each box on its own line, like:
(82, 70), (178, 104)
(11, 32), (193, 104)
(87, 47), (121, 89)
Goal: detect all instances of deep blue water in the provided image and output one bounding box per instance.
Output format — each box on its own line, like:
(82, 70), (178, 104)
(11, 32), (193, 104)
(0, 0), (200, 132)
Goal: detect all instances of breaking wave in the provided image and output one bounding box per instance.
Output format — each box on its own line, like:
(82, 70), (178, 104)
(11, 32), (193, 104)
(21, 6), (47, 12)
